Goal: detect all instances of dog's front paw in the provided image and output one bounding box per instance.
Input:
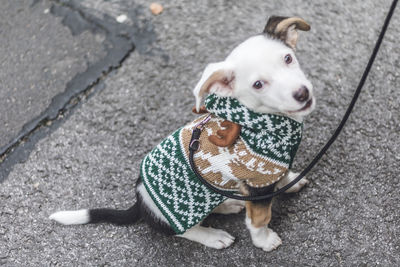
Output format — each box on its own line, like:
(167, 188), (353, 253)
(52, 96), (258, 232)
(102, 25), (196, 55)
(252, 228), (282, 252)
(203, 228), (236, 249)
(179, 225), (235, 249)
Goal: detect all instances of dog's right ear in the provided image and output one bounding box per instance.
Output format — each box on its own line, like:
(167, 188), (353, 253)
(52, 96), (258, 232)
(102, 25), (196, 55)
(263, 16), (310, 49)
(193, 61), (235, 112)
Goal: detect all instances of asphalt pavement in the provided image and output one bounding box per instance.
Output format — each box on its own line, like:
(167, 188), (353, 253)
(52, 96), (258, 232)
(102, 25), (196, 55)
(0, 0), (106, 152)
(0, 0), (399, 266)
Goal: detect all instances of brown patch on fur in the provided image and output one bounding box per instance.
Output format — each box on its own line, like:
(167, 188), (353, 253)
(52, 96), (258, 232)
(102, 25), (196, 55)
(208, 120), (241, 147)
(263, 16), (310, 49)
(239, 181), (250, 196)
(264, 16), (289, 35)
(246, 201), (272, 228)
(192, 106), (208, 114)
(198, 70), (232, 98)
(275, 17), (310, 33)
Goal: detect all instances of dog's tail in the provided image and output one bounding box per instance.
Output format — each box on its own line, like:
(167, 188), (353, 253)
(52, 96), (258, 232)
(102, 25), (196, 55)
(49, 202), (141, 226)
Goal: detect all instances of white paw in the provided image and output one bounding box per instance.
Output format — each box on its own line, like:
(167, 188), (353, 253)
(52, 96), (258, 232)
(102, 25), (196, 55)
(261, 229), (282, 252)
(252, 228), (282, 252)
(280, 172), (309, 193)
(203, 228), (235, 249)
(178, 225), (235, 249)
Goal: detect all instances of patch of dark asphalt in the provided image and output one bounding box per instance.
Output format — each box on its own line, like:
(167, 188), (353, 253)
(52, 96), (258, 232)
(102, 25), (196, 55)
(55, 0), (169, 58)
(0, 0), (164, 181)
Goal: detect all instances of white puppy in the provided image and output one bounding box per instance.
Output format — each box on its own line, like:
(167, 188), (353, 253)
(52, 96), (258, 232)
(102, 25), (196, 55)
(50, 16), (315, 252)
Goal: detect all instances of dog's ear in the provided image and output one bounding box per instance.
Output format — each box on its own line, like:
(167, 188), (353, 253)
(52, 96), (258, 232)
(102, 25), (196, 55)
(263, 16), (310, 49)
(193, 61), (235, 112)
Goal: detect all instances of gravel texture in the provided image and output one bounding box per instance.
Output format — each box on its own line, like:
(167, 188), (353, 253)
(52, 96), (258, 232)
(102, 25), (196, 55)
(0, 0), (399, 266)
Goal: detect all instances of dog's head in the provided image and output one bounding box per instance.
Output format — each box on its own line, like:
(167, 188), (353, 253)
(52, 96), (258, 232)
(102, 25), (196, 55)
(194, 16), (315, 121)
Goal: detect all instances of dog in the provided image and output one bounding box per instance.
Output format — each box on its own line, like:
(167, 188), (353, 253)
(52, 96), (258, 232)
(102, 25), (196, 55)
(49, 16), (315, 252)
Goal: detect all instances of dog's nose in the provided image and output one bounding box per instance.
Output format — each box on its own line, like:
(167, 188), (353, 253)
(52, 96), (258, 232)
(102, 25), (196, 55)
(293, 86), (310, 103)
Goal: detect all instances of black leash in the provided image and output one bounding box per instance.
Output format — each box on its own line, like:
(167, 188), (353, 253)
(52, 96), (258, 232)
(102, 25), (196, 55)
(189, 0), (398, 201)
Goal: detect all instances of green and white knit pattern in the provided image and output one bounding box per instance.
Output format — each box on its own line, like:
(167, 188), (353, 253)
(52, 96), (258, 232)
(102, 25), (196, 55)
(205, 94), (303, 168)
(141, 128), (226, 234)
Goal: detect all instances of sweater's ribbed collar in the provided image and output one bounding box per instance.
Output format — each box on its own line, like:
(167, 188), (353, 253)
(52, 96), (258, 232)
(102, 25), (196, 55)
(204, 94), (303, 168)
(204, 94), (302, 130)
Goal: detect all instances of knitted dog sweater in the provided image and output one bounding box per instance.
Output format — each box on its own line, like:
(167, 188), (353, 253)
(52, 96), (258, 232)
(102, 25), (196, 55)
(140, 94), (303, 234)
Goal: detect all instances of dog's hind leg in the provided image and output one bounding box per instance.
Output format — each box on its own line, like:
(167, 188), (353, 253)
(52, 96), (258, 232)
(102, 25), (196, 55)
(212, 198), (245, 214)
(177, 224), (235, 249)
(275, 171), (309, 193)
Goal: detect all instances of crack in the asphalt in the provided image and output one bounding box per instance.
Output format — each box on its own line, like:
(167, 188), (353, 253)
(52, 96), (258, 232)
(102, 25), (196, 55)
(0, 0), (138, 181)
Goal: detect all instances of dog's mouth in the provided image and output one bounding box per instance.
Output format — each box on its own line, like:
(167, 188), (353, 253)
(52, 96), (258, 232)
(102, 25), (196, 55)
(289, 99), (313, 114)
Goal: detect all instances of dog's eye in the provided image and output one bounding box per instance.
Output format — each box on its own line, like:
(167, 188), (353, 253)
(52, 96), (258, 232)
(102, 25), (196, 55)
(284, 54), (293, 64)
(252, 80), (264, 89)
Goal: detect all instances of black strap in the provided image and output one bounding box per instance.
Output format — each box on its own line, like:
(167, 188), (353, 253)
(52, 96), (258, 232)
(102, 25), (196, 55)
(189, 0), (398, 201)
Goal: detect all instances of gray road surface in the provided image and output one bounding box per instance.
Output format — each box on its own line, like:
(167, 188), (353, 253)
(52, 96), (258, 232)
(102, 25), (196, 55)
(0, 0), (106, 152)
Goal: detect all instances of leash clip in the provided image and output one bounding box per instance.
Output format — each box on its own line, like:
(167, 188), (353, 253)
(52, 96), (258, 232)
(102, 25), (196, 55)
(195, 114), (211, 130)
(190, 114), (211, 151)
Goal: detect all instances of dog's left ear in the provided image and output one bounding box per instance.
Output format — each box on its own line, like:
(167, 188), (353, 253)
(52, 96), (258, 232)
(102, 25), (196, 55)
(263, 16), (310, 49)
(193, 61), (235, 112)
